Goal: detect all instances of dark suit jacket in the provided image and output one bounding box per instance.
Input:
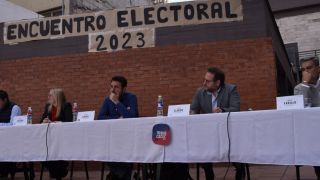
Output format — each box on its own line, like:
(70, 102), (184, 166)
(190, 83), (240, 114)
(40, 102), (73, 123)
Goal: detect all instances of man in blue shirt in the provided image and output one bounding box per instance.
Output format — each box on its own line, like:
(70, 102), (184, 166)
(98, 76), (138, 180)
(0, 90), (21, 123)
(98, 76), (138, 120)
(0, 90), (21, 178)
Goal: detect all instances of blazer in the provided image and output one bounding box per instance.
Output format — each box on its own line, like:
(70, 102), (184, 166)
(40, 102), (73, 123)
(190, 83), (240, 114)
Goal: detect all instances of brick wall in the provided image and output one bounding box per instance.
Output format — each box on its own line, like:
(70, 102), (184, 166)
(0, 37), (277, 123)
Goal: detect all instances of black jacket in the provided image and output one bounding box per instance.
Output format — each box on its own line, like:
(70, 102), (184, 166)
(0, 101), (16, 123)
(40, 102), (72, 123)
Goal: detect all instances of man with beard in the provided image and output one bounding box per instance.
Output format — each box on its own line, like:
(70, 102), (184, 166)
(98, 76), (138, 180)
(190, 67), (245, 180)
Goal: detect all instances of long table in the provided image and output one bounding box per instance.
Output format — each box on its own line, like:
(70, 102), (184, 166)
(0, 107), (319, 166)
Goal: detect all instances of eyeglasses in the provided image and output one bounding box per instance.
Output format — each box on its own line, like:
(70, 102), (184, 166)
(203, 79), (213, 83)
(301, 65), (315, 72)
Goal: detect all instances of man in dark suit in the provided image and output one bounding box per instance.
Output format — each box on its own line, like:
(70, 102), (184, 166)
(190, 67), (245, 180)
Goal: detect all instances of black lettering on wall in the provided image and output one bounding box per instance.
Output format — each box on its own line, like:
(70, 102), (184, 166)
(157, 6), (168, 23)
(131, 9), (143, 26)
(117, 10), (129, 27)
(62, 18), (73, 34)
(184, 4), (195, 20)
(211, 2), (222, 18)
(170, 5), (182, 22)
(6, 24), (17, 40)
(74, 17), (85, 33)
(51, 19), (61, 35)
(144, 7), (155, 25)
(18, 23), (28, 39)
(40, 20), (50, 36)
(29, 21), (39, 37)
(85, 16), (95, 31)
(96, 15), (106, 30)
(225, 2), (238, 18)
(197, 4), (209, 20)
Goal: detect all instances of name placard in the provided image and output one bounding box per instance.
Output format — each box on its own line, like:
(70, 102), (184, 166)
(168, 104), (190, 117)
(12, 115), (28, 126)
(276, 95), (304, 110)
(77, 111), (95, 122)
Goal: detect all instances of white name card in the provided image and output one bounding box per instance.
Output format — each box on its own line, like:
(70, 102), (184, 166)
(276, 95), (304, 110)
(168, 104), (190, 117)
(77, 111), (95, 122)
(12, 115), (28, 126)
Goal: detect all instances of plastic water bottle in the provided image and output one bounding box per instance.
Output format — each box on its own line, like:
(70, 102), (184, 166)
(27, 107), (32, 124)
(157, 95), (163, 116)
(72, 102), (78, 122)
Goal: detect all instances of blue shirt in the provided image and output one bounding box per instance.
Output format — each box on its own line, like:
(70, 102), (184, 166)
(10, 105), (21, 122)
(98, 92), (138, 120)
(0, 102), (21, 123)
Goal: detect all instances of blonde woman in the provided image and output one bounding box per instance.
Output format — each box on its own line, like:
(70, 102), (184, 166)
(41, 88), (72, 179)
(41, 88), (72, 123)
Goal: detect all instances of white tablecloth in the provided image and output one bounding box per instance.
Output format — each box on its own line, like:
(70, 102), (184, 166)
(0, 108), (319, 166)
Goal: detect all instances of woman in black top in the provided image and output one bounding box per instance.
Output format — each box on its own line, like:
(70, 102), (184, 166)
(41, 88), (72, 123)
(41, 88), (72, 180)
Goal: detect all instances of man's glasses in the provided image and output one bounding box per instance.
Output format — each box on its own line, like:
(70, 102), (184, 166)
(301, 65), (315, 72)
(203, 79), (213, 83)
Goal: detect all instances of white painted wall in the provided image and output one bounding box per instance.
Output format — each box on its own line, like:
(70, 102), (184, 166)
(71, 0), (152, 14)
(8, 0), (70, 14)
(276, 12), (320, 52)
(0, 0), (42, 23)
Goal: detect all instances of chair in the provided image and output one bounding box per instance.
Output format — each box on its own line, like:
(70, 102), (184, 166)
(295, 165), (301, 180)
(10, 162), (35, 180)
(101, 163), (152, 180)
(101, 163), (106, 180)
(195, 163), (250, 180)
(40, 161), (89, 180)
(70, 161), (89, 180)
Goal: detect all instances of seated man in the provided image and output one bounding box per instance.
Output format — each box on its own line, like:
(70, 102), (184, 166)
(98, 76), (138, 180)
(0, 90), (21, 178)
(294, 56), (320, 178)
(190, 67), (245, 180)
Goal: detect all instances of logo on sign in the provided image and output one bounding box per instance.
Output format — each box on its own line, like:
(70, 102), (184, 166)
(152, 124), (171, 146)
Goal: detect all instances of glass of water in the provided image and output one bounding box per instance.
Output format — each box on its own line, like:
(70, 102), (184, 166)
(304, 98), (312, 108)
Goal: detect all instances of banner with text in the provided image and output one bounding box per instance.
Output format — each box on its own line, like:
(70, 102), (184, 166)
(3, 0), (243, 44)
(88, 28), (155, 52)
